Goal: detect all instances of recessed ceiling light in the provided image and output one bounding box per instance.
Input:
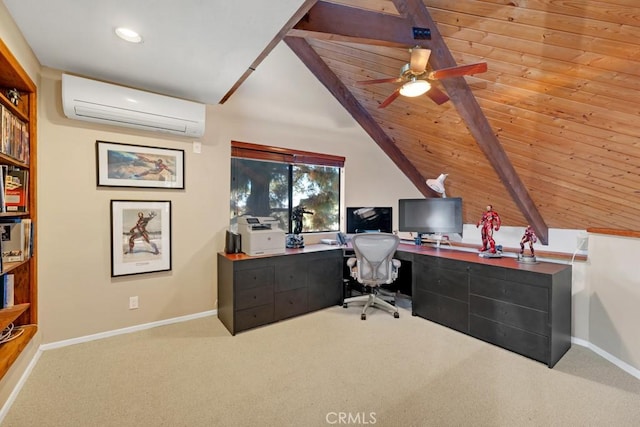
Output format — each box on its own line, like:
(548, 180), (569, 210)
(115, 27), (143, 43)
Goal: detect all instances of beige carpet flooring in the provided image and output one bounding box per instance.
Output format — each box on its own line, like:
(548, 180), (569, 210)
(2, 305), (640, 427)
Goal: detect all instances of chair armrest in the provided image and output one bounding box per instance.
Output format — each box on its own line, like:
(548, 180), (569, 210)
(392, 259), (401, 269)
(347, 257), (357, 268)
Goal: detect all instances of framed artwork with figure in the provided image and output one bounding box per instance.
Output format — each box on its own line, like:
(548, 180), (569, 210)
(110, 200), (172, 277)
(96, 140), (185, 189)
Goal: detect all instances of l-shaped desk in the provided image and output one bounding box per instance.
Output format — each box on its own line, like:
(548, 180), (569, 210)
(217, 242), (572, 367)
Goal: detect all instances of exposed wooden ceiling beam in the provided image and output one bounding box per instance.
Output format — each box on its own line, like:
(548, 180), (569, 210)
(392, 0), (549, 243)
(292, 1), (422, 48)
(287, 28), (407, 48)
(283, 36), (439, 198)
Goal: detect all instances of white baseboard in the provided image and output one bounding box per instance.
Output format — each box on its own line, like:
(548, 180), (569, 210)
(0, 310), (217, 424)
(572, 337), (640, 380)
(40, 310), (217, 351)
(0, 347), (43, 424)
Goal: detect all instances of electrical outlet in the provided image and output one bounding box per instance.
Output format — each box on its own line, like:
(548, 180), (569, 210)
(129, 296), (139, 309)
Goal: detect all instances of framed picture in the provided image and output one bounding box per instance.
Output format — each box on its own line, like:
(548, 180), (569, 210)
(110, 200), (172, 277)
(96, 141), (185, 189)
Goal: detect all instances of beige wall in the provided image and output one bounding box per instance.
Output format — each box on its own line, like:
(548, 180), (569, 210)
(586, 233), (640, 371)
(35, 69), (423, 345)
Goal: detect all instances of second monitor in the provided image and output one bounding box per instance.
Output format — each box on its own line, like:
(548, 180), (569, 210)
(346, 207), (393, 234)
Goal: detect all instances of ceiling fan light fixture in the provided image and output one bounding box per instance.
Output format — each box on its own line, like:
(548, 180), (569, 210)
(399, 79), (431, 97)
(115, 27), (143, 43)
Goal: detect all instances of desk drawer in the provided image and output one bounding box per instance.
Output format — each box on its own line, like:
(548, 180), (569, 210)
(470, 275), (548, 311)
(470, 315), (548, 363)
(470, 295), (548, 336)
(415, 268), (468, 302)
(236, 266), (274, 291)
(413, 289), (468, 334)
(275, 288), (308, 320)
(275, 263), (307, 292)
(235, 304), (274, 332)
(236, 284), (274, 310)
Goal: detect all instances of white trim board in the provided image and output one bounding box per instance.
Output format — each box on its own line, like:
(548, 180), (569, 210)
(572, 337), (640, 380)
(39, 309), (217, 351)
(0, 310), (216, 424)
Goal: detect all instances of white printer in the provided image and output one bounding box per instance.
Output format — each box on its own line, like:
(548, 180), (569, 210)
(237, 216), (286, 256)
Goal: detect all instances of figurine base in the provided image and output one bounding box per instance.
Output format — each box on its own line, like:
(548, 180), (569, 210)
(517, 254), (537, 264)
(479, 251), (502, 258)
(286, 234), (305, 249)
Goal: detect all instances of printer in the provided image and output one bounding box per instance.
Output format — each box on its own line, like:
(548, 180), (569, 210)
(237, 216), (286, 256)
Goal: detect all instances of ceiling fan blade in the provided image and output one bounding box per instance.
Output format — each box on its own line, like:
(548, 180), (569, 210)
(355, 77), (402, 86)
(410, 48), (431, 74)
(378, 88), (401, 108)
(428, 62), (488, 80)
(425, 86), (450, 105)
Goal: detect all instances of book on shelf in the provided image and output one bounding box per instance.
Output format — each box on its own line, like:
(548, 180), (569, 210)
(2, 273), (14, 308)
(22, 218), (33, 259)
(0, 165), (5, 213)
(0, 104), (30, 164)
(4, 167), (28, 212)
(0, 220), (24, 263)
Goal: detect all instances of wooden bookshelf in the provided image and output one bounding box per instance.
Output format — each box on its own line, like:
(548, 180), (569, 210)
(0, 38), (37, 380)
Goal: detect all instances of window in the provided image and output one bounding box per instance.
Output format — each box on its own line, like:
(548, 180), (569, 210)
(230, 141), (343, 233)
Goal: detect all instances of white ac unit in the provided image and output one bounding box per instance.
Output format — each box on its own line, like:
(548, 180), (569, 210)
(61, 74), (205, 137)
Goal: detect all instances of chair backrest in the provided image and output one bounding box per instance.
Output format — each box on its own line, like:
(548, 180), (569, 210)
(351, 233), (400, 286)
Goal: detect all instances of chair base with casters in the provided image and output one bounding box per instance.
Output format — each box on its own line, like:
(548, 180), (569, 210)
(343, 289), (399, 320)
(342, 232), (402, 320)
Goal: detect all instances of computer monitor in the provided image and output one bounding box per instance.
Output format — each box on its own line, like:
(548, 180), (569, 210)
(346, 207), (393, 234)
(398, 197), (463, 236)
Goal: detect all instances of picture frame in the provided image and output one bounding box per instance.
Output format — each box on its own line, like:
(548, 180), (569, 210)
(110, 200), (171, 277)
(96, 141), (185, 189)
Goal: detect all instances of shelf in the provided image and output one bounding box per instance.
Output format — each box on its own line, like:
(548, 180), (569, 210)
(0, 35), (37, 383)
(0, 303), (30, 331)
(0, 324), (37, 374)
(0, 90), (28, 122)
(0, 211), (29, 218)
(2, 258), (31, 275)
(0, 151), (29, 169)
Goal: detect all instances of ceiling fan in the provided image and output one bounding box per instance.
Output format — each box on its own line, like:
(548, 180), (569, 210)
(356, 47), (488, 108)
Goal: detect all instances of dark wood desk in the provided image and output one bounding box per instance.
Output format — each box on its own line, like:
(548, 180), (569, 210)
(396, 243), (572, 368)
(218, 243), (572, 367)
(217, 246), (343, 335)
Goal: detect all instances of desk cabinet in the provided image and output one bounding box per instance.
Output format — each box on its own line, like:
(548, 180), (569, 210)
(409, 250), (571, 367)
(218, 249), (342, 335)
(413, 256), (469, 334)
(468, 263), (572, 367)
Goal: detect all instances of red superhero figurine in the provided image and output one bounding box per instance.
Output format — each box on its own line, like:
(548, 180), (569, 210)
(520, 225), (537, 257)
(476, 204), (501, 253)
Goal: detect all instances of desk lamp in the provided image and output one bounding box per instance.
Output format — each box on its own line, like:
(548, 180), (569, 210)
(427, 173), (448, 198)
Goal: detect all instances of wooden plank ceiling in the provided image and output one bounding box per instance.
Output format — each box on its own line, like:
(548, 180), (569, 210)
(277, 0), (640, 242)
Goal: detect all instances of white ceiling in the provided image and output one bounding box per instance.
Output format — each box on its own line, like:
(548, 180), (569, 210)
(3, 0), (308, 105)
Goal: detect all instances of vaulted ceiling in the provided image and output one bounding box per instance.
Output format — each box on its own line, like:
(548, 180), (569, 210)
(254, 0), (640, 244)
(6, 0), (639, 244)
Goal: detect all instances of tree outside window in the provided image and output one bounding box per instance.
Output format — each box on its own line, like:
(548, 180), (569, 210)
(231, 158), (340, 233)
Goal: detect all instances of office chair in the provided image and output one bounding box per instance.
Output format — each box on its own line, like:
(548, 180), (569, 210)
(343, 233), (401, 320)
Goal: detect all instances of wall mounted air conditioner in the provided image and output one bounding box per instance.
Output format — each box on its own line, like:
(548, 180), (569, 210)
(61, 74), (205, 137)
